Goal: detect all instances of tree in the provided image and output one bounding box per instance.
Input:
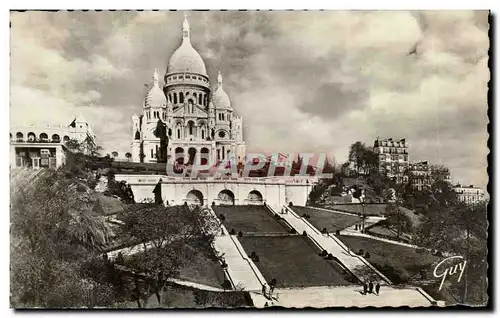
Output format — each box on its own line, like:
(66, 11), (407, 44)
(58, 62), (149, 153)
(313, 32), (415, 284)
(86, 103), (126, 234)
(348, 142), (366, 174)
(384, 203), (413, 239)
(118, 204), (218, 306)
(10, 169), (116, 308)
(125, 152), (132, 162)
(154, 120), (169, 163)
(112, 151), (119, 159)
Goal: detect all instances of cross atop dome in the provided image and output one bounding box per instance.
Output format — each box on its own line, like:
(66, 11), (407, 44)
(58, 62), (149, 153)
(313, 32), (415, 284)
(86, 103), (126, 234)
(217, 71), (223, 87)
(182, 12), (190, 39)
(153, 68), (159, 85)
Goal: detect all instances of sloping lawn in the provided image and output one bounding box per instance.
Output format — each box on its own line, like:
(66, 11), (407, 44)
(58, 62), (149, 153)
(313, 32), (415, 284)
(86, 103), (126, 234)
(337, 235), (441, 284)
(292, 206), (361, 232)
(239, 236), (357, 288)
(213, 205), (289, 234)
(124, 242), (226, 289)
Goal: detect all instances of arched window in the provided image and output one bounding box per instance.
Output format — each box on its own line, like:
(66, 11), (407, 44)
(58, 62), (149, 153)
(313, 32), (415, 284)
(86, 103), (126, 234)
(188, 121), (194, 135)
(40, 133), (48, 141)
(63, 135), (70, 142)
(51, 134), (60, 142)
(174, 93), (177, 104)
(222, 113), (225, 121)
(199, 94), (202, 105)
(16, 132), (23, 141)
(180, 92), (184, 104)
(27, 132), (36, 142)
(177, 129), (181, 139)
(151, 149), (154, 158)
(201, 128), (205, 140)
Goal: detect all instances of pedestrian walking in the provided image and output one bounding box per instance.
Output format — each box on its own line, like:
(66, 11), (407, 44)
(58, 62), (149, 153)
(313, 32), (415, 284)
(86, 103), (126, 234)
(375, 283), (380, 295)
(363, 283), (367, 295)
(368, 281), (374, 294)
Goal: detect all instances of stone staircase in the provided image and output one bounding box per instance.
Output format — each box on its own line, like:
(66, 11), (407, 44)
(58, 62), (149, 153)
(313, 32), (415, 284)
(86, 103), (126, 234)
(207, 206), (267, 291)
(10, 168), (47, 193)
(274, 205), (391, 285)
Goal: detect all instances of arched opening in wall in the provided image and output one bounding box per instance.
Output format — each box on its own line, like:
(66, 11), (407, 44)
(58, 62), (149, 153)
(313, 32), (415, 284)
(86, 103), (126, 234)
(63, 135), (70, 142)
(188, 147), (196, 165)
(174, 93), (178, 104)
(248, 190), (264, 205)
(188, 99), (194, 112)
(186, 190), (204, 206)
(135, 131), (140, 140)
(201, 147), (209, 165)
(201, 126), (205, 140)
(177, 128), (181, 139)
(16, 132), (23, 142)
(193, 92), (197, 101)
(187, 120), (194, 135)
(179, 92), (184, 104)
(27, 132), (36, 142)
(218, 189), (235, 205)
(175, 147), (184, 165)
(198, 94), (203, 105)
(39, 133), (48, 142)
(51, 134), (60, 143)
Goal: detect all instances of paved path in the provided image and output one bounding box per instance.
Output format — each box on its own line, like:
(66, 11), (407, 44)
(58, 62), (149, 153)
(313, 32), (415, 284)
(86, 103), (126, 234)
(259, 285), (438, 308)
(213, 235), (266, 291)
(275, 205), (390, 285)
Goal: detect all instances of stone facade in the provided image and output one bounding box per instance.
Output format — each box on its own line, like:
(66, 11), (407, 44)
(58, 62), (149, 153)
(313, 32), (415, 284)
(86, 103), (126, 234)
(453, 184), (485, 205)
(115, 174), (314, 207)
(131, 15), (246, 165)
(373, 137), (409, 183)
(10, 115), (97, 169)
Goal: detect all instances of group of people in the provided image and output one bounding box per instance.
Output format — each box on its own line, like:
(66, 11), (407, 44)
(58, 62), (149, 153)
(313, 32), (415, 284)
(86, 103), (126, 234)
(363, 281), (381, 295)
(262, 279), (277, 300)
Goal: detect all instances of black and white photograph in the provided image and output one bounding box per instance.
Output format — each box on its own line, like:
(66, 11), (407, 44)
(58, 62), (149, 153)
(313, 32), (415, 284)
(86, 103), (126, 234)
(8, 9), (490, 309)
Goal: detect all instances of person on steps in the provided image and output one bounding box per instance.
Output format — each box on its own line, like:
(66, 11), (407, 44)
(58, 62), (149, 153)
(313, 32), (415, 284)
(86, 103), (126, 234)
(368, 281), (374, 294)
(375, 283), (380, 295)
(363, 283), (367, 295)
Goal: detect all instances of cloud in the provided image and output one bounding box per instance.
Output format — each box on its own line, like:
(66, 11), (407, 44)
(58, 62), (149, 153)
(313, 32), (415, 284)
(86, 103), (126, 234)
(10, 10), (489, 189)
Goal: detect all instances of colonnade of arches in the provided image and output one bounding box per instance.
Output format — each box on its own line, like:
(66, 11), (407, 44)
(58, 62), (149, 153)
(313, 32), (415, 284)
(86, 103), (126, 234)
(167, 91), (209, 107)
(13, 132), (70, 143)
(184, 189), (264, 206)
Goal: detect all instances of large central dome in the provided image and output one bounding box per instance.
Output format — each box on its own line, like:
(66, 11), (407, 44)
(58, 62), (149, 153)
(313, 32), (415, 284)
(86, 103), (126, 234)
(166, 15), (207, 76)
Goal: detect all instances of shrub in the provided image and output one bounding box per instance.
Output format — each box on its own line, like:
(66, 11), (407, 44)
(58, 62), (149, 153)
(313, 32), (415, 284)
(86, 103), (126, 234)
(115, 252), (124, 265)
(221, 261), (228, 268)
(302, 213), (307, 218)
(358, 249), (364, 255)
(322, 228), (327, 234)
(253, 255), (260, 262)
(302, 230), (307, 236)
(336, 230), (340, 235)
(238, 231), (243, 237)
(222, 279), (232, 290)
(230, 229), (236, 235)
(219, 214), (226, 221)
(326, 253), (334, 260)
(250, 252), (257, 258)
(320, 250), (328, 257)
(274, 214), (281, 220)
(288, 201), (294, 207)
(364, 252), (371, 259)
(212, 201), (216, 206)
(434, 250), (443, 257)
(289, 228), (297, 234)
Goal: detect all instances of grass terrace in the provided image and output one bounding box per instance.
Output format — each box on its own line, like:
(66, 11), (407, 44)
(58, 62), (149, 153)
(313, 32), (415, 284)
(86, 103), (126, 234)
(337, 235), (441, 284)
(239, 236), (357, 288)
(213, 205), (290, 234)
(291, 206), (361, 232)
(125, 242), (226, 289)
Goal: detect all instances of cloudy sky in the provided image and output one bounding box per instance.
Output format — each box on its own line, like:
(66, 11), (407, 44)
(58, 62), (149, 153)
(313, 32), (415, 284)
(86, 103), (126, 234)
(10, 10), (489, 189)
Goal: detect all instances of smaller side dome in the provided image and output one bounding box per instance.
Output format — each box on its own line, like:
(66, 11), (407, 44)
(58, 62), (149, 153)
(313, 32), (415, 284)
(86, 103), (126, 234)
(211, 71), (231, 109)
(145, 69), (166, 108)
